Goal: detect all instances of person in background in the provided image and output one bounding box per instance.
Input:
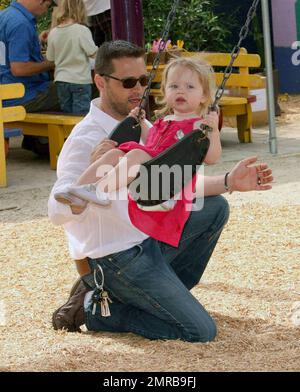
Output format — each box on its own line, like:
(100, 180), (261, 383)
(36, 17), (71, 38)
(0, 0), (60, 155)
(86, 0), (112, 46)
(46, 0), (97, 115)
(53, 0), (111, 46)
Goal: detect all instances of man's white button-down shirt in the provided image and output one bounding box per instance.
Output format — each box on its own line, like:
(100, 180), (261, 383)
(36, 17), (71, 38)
(48, 98), (149, 260)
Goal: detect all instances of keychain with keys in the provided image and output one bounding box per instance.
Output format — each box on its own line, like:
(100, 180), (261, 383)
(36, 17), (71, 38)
(92, 265), (113, 317)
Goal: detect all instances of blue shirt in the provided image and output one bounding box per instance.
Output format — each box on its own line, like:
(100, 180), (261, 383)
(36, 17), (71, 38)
(0, 1), (50, 106)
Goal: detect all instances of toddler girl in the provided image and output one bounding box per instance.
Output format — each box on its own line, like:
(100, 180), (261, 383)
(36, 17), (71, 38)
(46, 0), (98, 114)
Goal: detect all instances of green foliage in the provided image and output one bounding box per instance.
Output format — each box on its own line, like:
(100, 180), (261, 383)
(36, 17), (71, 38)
(37, 7), (53, 33)
(0, 0), (11, 10)
(143, 0), (231, 52)
(252, 15), (265, 66)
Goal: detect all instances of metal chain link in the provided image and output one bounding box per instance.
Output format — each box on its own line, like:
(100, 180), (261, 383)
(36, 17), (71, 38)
(212, 0), (260, 108)
(139, 0), (180, 112)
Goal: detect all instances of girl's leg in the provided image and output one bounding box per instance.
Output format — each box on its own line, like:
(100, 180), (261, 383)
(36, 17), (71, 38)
(96, 149), (151, 193)
(70, 149), (150, 205)
(54, 149), (125, 206)
(55, 148), (150, 205)
(75, 148), (125, 185)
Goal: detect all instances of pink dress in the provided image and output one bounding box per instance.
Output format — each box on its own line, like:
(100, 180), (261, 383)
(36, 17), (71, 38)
(119, 117), (202, 247)
(119, 117), (202, 157)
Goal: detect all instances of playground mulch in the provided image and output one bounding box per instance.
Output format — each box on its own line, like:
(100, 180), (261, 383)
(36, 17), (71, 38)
(1, 164), (299, 371)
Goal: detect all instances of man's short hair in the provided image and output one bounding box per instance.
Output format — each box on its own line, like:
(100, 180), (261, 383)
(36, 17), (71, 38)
(95, 40), (145, 75)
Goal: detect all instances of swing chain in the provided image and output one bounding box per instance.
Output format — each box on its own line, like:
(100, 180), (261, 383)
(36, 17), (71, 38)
(139, 0), (180, 113)
(213, 0), (261, 108)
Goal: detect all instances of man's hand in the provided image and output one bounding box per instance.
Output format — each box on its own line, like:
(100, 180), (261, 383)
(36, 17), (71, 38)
(90, 138), (118, 163)
(228, 156), (273, 192)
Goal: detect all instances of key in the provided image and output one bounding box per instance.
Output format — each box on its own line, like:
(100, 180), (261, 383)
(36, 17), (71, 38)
(91, 288), (101, 315)
(99, 290), (113, 317)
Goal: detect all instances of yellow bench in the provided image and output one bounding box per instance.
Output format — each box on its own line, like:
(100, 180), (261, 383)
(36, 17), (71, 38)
(0, 83), (26, 187)
(6, 112), (83, 170)
(147, 48), (264, 143)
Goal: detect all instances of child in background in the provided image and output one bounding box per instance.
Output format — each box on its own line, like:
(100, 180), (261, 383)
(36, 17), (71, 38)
(55, 57), (222, 245)
(46, 0), (98, 114)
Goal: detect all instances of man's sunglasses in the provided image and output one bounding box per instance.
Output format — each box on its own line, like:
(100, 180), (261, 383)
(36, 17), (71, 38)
(100, 74), (149, 89)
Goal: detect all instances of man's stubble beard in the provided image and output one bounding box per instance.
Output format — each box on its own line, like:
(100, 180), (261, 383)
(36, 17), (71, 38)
(107, 90), (131, 119)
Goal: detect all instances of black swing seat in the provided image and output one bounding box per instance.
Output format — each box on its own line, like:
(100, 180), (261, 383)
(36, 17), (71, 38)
(109, 116), (211, 207)
(129, 127), (210, 206)
(109, 116), (141, 144)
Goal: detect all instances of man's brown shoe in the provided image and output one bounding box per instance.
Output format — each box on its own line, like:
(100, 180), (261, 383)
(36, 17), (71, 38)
(52, 278), (90, 332)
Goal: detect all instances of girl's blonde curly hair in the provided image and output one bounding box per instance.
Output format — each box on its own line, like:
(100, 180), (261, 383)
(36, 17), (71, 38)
(155, 56), (216, 118)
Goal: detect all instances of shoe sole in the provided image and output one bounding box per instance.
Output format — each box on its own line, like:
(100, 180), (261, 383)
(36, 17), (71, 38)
(69, 188), (111, 206)
(52, 277), (82, 332)
(54, 192), (73, 206)
(54, 192), (87, 208)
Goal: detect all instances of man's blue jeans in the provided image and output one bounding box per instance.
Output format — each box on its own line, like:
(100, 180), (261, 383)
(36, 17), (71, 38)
(83, 196), (229, 342)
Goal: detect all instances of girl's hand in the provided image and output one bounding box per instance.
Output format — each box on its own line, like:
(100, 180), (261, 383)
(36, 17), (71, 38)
(39, 30), (49, 43)
(129, 107), (146, 122)
(201, 111), (219, 132)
